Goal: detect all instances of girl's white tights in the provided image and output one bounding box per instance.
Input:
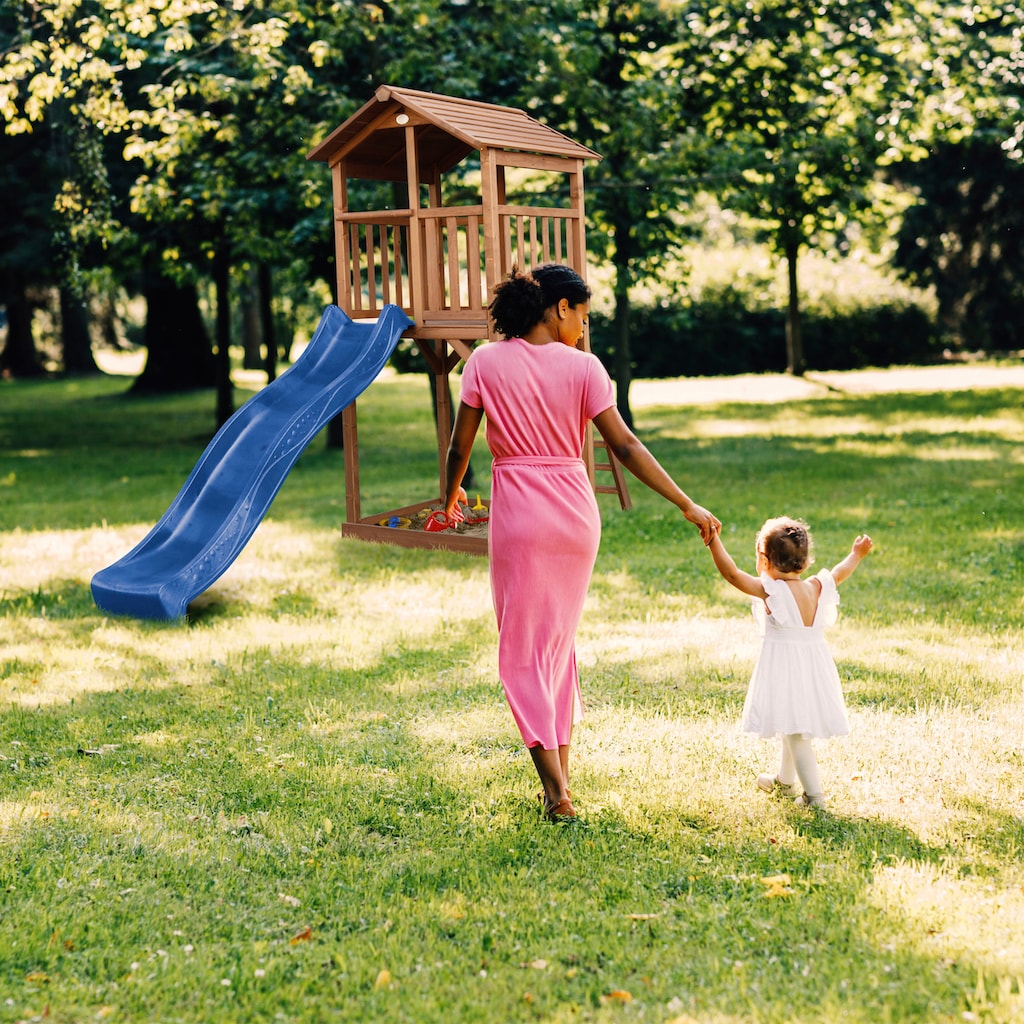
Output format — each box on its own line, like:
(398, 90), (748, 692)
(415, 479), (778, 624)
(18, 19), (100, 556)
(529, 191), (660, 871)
(778, 734), (823, 799)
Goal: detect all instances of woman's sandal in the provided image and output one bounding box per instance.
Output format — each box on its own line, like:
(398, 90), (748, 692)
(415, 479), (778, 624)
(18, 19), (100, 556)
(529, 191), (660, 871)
(543, 797), (577, 822)
(537, 789), (571, 804)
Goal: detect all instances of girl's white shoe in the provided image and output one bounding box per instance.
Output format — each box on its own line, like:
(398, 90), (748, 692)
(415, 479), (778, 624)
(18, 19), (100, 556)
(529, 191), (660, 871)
(794, 792), (827, 809)
(756, 774), (800, 797)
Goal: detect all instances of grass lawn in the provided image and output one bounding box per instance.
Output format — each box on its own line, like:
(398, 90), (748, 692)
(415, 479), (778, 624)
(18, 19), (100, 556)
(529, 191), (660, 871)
(1, 362), (1022, 1023)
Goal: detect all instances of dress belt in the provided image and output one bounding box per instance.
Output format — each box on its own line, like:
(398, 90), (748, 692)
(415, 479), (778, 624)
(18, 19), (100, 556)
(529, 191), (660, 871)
(492, 455), (584, 468)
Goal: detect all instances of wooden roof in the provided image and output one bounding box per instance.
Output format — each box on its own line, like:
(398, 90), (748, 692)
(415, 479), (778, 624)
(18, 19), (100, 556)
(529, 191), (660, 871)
(306, 85), (600, 181)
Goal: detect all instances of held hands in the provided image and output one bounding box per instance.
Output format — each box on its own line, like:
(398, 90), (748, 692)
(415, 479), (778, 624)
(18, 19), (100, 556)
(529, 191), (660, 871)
(684, 503), (722, 546)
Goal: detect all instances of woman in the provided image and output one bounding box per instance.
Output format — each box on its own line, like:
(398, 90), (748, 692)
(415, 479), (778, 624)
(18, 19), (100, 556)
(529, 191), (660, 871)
(444, 265), (719, 821)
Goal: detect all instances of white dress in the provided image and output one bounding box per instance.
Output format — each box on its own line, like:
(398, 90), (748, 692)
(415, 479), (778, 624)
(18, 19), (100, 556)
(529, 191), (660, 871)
(740, 569), (850, 740)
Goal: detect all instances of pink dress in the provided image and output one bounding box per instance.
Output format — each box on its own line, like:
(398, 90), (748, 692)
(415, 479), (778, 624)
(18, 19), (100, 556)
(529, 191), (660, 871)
(459, 338), (615, 749)
(741, 570), (851, 739)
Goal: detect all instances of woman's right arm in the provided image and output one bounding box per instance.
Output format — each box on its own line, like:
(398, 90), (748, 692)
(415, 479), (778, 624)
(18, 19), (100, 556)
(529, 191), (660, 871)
(592, 405), (721, 544)
(444, 401), (484, 520)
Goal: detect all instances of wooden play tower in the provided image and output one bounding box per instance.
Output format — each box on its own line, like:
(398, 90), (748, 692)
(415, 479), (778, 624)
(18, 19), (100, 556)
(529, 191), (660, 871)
(307, 85), (629, 554)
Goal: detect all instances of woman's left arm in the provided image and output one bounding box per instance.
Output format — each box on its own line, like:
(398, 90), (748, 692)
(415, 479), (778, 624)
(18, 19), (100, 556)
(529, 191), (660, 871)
(592, 405), (720, 544)
(444, 401), (484, 520)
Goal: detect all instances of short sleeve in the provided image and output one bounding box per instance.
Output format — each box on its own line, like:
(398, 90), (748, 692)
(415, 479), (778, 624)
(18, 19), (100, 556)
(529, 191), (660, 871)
(584, 353), (615, 420)
(459, 350), (483, 409)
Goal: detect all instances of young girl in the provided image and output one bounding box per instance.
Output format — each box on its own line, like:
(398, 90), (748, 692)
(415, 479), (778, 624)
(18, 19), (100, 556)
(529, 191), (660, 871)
(707, 516), (873, 809)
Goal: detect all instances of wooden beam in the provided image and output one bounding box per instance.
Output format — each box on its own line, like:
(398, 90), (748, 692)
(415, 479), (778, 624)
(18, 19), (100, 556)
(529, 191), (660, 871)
(343, 401), (360, 524)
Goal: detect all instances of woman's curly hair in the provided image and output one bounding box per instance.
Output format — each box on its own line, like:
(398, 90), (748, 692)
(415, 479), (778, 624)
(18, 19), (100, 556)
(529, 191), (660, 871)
(488, 264), (591, 339)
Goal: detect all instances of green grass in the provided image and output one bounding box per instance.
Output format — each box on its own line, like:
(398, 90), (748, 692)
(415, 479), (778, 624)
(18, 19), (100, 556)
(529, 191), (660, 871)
(1, 365), (1023, 1023)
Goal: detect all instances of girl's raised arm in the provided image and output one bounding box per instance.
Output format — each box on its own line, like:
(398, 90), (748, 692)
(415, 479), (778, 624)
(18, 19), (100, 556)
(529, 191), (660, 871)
(708, 532), (767, 599)
(831, 534), (873, 586)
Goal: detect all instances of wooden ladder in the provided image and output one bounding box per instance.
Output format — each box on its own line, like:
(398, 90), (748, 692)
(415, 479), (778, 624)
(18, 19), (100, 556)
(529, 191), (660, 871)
(592, 438), (632, 510)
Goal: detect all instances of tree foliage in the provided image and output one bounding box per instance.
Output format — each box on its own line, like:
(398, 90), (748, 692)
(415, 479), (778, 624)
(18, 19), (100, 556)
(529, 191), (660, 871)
(2, 0), (1023, 389)
(677, 1), (939, 374)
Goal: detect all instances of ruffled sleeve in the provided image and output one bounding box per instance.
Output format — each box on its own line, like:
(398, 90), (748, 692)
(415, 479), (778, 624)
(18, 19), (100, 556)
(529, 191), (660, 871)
(814, 568), (840, 627)
(751, 573), (783, 634)
(760, 573), (806, 627)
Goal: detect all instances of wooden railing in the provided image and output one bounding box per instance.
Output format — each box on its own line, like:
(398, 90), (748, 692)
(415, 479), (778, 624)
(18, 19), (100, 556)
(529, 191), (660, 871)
(336, 205), (582, 330)
(498, 206), (579, 278)
(337, 210), (412, 317)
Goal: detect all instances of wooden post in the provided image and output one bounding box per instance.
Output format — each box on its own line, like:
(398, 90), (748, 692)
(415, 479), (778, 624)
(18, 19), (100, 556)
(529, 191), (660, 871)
(433, 340), (453, 496)
(480, 147), (501, 340)
(404, 124), (425, 326)
(333, 162), (350, 309)
(343, 401), (360, 522)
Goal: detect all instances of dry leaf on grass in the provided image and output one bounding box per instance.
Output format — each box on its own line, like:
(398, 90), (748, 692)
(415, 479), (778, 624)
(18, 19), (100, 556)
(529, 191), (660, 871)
(599, 990), (633, 1004)
(760, 873), (796, 898)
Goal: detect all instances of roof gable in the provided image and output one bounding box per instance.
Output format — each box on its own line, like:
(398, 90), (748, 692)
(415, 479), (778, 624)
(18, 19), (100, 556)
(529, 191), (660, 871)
(307, 85), (600, 178)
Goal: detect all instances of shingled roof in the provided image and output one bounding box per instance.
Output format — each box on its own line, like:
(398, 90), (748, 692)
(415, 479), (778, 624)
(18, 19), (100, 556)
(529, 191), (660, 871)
(306, 85), (600, 181)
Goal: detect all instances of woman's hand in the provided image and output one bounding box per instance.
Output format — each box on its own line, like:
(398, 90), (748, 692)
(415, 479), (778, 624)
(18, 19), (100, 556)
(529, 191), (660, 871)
(683, 503), (721, 546)
(445, 487), (468, 524)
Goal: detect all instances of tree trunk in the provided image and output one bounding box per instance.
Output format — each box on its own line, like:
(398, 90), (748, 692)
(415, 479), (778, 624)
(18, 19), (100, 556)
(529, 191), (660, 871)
(240, 266), (263, 371)
(0, 290), (45, 378)
(612, 225), (635, 429)
(784, 239), (805, 376)
(213, 252), (234, 428)
(259, 263), (277, 383)
(60, 286), (99, 375)
(133, 272), (216, 393)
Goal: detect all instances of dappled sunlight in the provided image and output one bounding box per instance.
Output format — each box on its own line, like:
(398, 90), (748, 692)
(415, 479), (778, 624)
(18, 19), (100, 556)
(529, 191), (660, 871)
(0, 525), (144, 592)
(649, 404), (1024, 457)
(828, 435), (1024, 463)
(834, 625), (1024, 697)
(1, 618), (160, 708)
(407, 706), (513, 752)
(868, 861), (1024, 976)
(685, 413), (881, 439)
(303, 700), (392, 738)
(578, 614), (754, 676)
(0, 792), (150, 838)
(570, 704), (791, 822)
(830, 702), (1024, 839)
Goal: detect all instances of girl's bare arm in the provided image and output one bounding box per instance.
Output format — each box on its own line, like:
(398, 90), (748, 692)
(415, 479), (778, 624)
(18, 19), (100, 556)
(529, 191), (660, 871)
(708, 532), (767, 599)
(831, 534), (873, 586)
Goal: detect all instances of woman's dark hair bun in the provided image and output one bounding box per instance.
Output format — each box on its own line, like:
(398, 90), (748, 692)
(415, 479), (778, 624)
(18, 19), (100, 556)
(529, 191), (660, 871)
(488, 264), (591, 339)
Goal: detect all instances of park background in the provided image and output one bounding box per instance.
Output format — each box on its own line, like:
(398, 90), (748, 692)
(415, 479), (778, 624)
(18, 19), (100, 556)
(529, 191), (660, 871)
(2, 3), (1024, 1023)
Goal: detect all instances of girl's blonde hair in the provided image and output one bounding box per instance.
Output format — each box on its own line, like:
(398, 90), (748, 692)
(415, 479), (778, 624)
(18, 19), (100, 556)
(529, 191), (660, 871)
(756, 516), (813, 574)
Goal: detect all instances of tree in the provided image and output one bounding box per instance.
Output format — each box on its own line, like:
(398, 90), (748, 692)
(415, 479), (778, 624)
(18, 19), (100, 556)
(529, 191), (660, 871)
(892, 138), (1024, 349)
(1, 0), (372, 400)
(528, 0), (706, 426)
(886, 4), (1024, 350)
(682, 1), (928, 375)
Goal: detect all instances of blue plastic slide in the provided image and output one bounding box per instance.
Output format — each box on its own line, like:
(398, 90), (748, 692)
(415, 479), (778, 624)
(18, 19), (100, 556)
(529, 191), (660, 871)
(91, 304), (413, 620)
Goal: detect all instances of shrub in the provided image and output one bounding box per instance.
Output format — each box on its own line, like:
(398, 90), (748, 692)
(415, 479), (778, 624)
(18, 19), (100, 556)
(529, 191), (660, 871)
(589, 286), (940, 377)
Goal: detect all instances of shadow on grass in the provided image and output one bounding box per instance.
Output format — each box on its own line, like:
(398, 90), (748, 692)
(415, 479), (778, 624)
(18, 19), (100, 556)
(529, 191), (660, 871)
(0, 635), (1018, 1022)
(0, 579), (97, 619)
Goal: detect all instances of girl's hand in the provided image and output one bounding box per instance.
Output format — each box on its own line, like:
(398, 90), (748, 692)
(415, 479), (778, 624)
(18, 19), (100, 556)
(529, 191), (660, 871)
(852, 534), (873, 557)
(684, 504), (722, 546)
